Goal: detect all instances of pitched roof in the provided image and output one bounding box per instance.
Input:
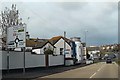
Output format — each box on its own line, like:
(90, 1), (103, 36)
(26, 39), (40, 47)
(33, 41), (56, 49)
(49, 36), (62, 45)
(49, 36), (72, 46)
(26, 38), (55, 48)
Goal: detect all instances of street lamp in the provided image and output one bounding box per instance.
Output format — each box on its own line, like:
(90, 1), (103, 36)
(84, 30), (88, 60)
(64, 31), (66, 66)
(85, 30), (88, 47)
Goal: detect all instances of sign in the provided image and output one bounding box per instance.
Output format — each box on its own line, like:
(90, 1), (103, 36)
(7, 25), (26, 48)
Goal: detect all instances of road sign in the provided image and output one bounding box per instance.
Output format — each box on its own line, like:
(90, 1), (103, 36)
(7, 25), (26, 48)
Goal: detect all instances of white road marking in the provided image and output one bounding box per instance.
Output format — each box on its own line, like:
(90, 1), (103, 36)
(43, 62), (104, 78)
(90, 72), (97, 78)
(97, 69), (100, 72)
(90, 63), (105, 78)
(97, 64), (104, 72)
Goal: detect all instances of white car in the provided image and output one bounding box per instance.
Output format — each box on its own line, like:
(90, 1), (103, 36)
(86, 59), (94, 64)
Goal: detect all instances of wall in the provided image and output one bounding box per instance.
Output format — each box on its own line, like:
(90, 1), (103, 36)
(1, 51), (64, 70)
(75, 41), (84, 63)
(0, 51), (2, 80)
(54, 38), (71, 55)
(25, 52), (45, 68)
(1, 51), (7, 70)
(1, 51), (45, 70)
(9, 51), (24, 69)
(65, 60), (74, 66)
(32, 43), (55, 54)
(49, 55), (64, 66)
(40, 43), (55, 54)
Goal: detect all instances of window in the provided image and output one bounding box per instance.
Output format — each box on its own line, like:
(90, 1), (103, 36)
(60, 48), (63, 55)
(71, 47), (73, 50)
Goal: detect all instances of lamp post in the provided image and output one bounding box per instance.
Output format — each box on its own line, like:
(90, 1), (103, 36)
(84, 30), (88, 59)
(85, 30), (88, 47)
(64, 31), (66, 66)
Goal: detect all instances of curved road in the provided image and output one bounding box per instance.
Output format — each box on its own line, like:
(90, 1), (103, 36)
(36, 62), (118, 79)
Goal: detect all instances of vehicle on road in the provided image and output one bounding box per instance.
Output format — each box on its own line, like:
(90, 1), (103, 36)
(86, 59), (94, 64)
(106, 58), (112, 63)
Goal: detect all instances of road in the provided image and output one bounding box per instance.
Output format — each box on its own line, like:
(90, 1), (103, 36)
(36, 62), (118, 79)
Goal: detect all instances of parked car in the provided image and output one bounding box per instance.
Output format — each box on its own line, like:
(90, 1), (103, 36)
(109, 53), (116, 59)
(86, 59), (94, 64)
(106, 58), (112, 63)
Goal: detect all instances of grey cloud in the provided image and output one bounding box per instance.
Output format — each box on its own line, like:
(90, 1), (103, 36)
(1, 2), (118, 46)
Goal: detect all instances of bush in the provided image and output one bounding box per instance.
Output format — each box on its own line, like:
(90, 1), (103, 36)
(44, 49), (53, 55)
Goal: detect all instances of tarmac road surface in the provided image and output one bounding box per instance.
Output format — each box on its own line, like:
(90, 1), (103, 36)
(36, 62), (118, 79)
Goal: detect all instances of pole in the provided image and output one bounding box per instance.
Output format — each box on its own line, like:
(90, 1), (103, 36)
(7, 48), (9, 73)
(64, 31), (66, 66)
(85, 30), (88, 59)
(6, 15), (9, 73)
(85, 30), (87, 46)
(23, 47), (25, 74)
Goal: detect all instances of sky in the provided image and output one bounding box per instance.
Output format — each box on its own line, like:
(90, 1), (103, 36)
(0, 0), (119, 46)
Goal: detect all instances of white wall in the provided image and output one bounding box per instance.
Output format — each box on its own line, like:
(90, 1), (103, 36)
(65, 60), (74, 66)
(32, 49), (41, 54)
(0, 51), (2, 70)
(1, 51), (65, 70)
(49, 55), (64, 66)
(1, 51), (8, 70)
(0, 51), (4, 70)
(1, 51), (45, 70)
(54, 38), (71, 55)
(32, 43), (55, 54)
(25, 53), (45, 68)
(75, 41), (84, 63)
(0, 51), (2, 80)
(9, 51), (24, 69)
(40, 43), (55, 54)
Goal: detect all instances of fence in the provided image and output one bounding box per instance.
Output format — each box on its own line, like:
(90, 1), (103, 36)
(49, 55), (64, 66)
(0, 51), (64, 70)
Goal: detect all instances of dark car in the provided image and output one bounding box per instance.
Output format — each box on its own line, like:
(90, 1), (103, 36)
(106, 58), (112, 63)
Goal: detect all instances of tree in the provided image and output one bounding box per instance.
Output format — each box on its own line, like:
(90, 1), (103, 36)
(0, 4), (25, 49)
(44, 49), (53, 55)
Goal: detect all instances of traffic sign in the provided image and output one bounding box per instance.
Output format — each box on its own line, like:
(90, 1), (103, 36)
(7, 25), (26, 48)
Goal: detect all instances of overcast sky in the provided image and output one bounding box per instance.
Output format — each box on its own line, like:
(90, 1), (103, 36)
(0, 0), (118, 46)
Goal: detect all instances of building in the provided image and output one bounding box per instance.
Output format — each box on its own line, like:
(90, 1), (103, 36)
(71, 37), (84, 63)
(86, 46), (100, 60)
(49, 36), (76, 65)
(49, 36), (72, 56)
(32, 41), (56, 54)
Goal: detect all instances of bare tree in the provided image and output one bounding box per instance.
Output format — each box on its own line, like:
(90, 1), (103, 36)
(0, 4), (25, 49)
